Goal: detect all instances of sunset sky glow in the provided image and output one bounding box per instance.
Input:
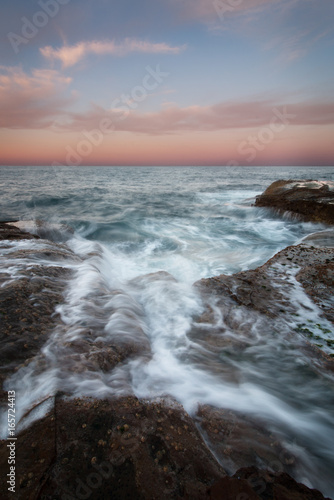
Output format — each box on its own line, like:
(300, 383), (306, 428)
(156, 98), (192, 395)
(1, 0), (333, 166)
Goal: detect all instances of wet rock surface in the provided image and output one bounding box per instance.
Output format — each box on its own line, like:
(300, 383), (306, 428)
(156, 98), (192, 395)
(255, 180), (334, 224)
(0, 223), (77, 389)
(0, 265), (72, 387)
(296, 256), (334, 325)
(221, 467), (330, 500)
(301, 230), (334, 248)
(6, 220), (74, 243)
(0, 396), (224, 500)
(0, 396), (330, 500)
(190, 237), (334, 498)
(196, 243), (334, 362)
(0, 223), (152, 399)
(196, 405), (298, 477)
(0, 222), (39, 241)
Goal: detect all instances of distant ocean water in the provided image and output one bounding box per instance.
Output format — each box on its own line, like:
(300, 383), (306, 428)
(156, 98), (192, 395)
(1, 166), (333, 277)
(1, 165), (334, 495)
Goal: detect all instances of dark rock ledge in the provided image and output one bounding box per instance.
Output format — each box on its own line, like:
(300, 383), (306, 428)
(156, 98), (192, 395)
(255, 179), (334, 224)
(1, 396), (329, 500)
(0, 218), (333, 499)
(0, 221), (39, 241)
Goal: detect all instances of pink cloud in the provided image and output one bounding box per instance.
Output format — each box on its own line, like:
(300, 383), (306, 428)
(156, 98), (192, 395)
(54, 99), (334, 135)
(0, 66), (72, 129)
(41, 39), (186, 68)
(1, 67), (333, 137)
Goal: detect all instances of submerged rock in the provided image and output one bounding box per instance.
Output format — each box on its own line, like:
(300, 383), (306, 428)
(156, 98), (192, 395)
(255, 179), (334, 224)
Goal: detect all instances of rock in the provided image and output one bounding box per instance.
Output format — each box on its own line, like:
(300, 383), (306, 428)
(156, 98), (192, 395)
(254, 180), (334, 224)
(0, 222), (154, 412)
(196, 405), (298, 478)
(297, 256), (334, 325)
(208, 474), (261, 499)
(0, 237), (77, 387)
(197, 243), (334, 319)
(0, 396), (330, 500)
(0, 396), (225, 499)
(195, 243), (334, 364)
(6, 220), (74, 242)
(301, 230), (334, 248)
(0, 221), (39, 241)
(229, 466), (331, 500)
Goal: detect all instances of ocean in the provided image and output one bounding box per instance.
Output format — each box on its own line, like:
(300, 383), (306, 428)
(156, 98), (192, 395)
(1, 165), (334, 495)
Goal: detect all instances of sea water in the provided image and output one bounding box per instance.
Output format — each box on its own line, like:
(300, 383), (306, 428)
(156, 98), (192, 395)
(0, 165), (334, 495)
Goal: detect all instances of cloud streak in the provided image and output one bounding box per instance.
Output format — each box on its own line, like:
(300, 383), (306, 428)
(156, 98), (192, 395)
(40, 39), (186, 68)
(56, 99), (334, 135)
(1, 64), (333, 135)
(0, 66), (72, 129)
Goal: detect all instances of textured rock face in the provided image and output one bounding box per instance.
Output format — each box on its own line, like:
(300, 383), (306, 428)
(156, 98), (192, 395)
(255, 180), (334, 224)
(0, 221), (39, 241)
(197, 244), (334, 323)
(196, 243), (334, 366)
(0, 397), (330, 500)
(196, 405), (299, 478)
(0, 397), (225, 500)
(0, 223), (77, 388)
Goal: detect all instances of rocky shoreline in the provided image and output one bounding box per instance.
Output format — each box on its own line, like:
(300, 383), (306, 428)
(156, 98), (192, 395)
(0, 180), (333, 499)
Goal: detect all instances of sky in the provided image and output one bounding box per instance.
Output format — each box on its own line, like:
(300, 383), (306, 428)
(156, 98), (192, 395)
(0, 0), (333, 166)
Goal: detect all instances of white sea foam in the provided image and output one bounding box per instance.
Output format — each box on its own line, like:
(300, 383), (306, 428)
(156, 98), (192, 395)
(1, 234), (333, 441)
